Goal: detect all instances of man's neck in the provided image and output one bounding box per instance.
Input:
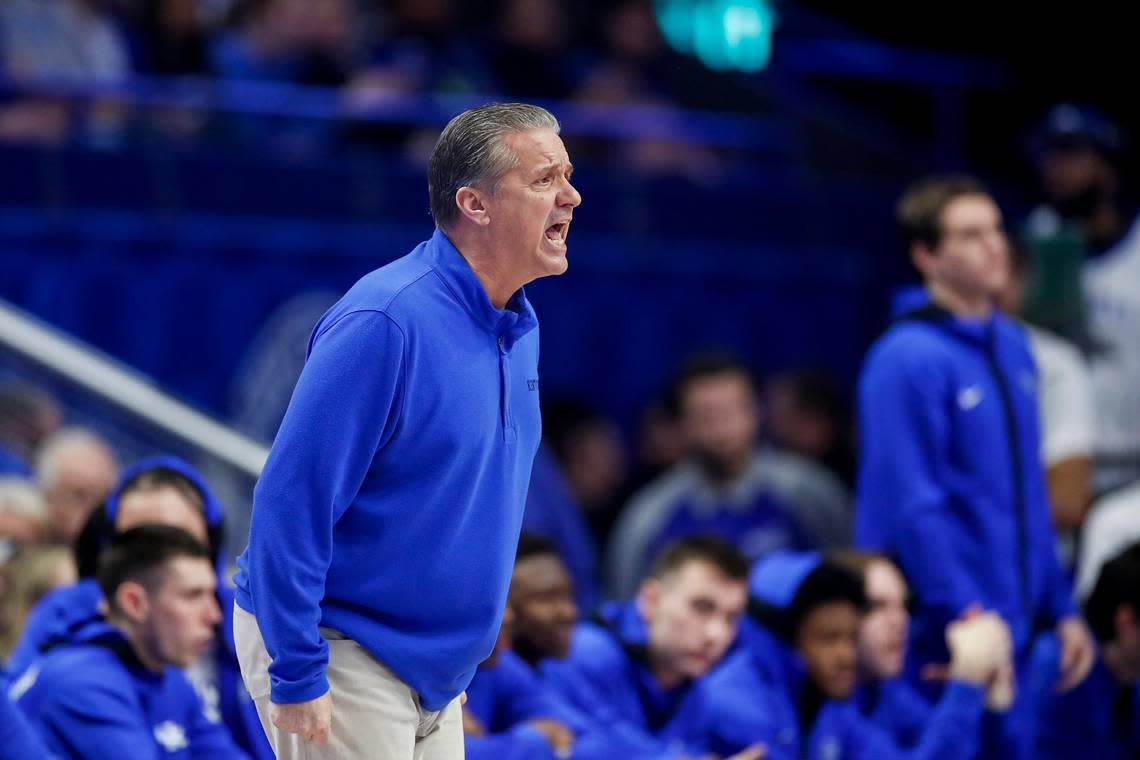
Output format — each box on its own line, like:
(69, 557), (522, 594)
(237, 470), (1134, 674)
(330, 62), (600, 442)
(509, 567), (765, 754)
(926, 282), (992, 319)
(114, 620), (164, 673)
(647, 651), (686, 691)
(443, 228), (520, 310)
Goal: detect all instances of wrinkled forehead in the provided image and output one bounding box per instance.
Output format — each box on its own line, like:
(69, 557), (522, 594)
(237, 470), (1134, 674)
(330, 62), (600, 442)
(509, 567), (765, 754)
(503, 128), (571, 170)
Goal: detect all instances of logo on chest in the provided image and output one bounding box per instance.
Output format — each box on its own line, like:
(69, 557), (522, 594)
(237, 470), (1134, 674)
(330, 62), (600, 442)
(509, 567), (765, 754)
(154, 720), (189, 752)
(957, 385), (984, 411)
(527, 378), (539, 391)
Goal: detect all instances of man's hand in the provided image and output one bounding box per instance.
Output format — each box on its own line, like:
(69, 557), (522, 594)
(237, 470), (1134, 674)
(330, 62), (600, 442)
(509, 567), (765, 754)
(1055, 615), (1096, 692)
(946, 612), (1012, 686)
(462, 708), (486, 737)
(526, 718), (574, 753)
(270, 691), (332, 746)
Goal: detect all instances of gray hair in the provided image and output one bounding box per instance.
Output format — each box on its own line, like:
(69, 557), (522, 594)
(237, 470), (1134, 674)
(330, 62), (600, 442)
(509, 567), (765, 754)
(428, 102), (560, 230)
(35, 427), (117, 487)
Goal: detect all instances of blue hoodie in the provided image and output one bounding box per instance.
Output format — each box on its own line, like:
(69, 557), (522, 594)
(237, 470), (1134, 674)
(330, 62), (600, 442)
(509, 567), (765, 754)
(6, 456), (271, 760)
(464, 648), (569, 760)
(10, 621), (248, 760)
(1, 670), (56, 760)
(233, 229), (542, 711)
(855, 304), (1074, 659)
(689, 552), (986, 759)
(539, 601), (714, 759)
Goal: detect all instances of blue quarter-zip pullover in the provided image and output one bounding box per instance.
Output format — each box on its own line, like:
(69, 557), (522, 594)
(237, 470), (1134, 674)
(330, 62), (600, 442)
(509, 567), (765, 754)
(234, 229), (542, 710)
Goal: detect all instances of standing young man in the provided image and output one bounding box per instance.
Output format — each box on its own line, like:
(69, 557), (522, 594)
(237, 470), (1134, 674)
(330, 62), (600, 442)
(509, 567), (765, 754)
(233, 102), (581, 758)
(855, 175), (1095, 757)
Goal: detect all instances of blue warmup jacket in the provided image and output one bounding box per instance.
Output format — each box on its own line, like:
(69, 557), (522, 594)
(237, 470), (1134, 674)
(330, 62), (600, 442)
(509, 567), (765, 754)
(855, 304), (1074, 657)
(464, 648), (570, 760)
(1, 670), (55, 760)
(1033, 637), (1140, 759)
(540, 601), (712, 759)
(11, 622), (248, 760)
(234, 230), (542, 710)
(689, 552), (986, 759)
(6, 456), (270, 760)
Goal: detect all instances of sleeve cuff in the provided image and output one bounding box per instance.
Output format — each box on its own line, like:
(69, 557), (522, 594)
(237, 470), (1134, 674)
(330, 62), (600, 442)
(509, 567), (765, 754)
(270, 670), (330, 705)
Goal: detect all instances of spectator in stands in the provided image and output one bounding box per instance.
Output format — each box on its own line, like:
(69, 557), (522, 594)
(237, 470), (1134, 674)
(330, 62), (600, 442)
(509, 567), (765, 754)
(1036, 541), (1140, 758)
(486, 0), (584, 100)
(35, 428), (118, 546)
(690, 551), (1012, 758)
(209, 0), (356, 86)
(542, 535), (761, 759)
(997, 241), (1095, 543)
(607, 353), (850, 600)
(463, 604), (576, 760)
(121, 0), (214, 76)
(0, 383), (60, 478)
(11, 525), (249, 759)
(0, 545), (75, 660)
(1023, 104), (1140, 495)
(508, 534), (579, 668)
(8, 456), (272, 760)
(855, 174), (1095, 757)
(764, 368), (856, 488)
(0, 479), (46, 560)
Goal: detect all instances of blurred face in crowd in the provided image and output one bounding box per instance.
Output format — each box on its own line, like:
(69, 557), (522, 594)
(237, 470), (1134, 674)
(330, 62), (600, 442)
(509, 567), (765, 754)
(915, 194), (1009, 308)
(479, 128), (581, 285)
(561, 421), (627, 508)
(119, 556), (220, 670)
(858, 560), (910, 680)
(1040, 144), (1116, 217)
(42, 441), (118, 544)
(797, 601), (860, 699)
(680, 371), (758, 480)
(1106, 604), (1140, 683)
(638, 559), (747, 687)
(509, 552), (578, 659)
(115, 485), (209, 546)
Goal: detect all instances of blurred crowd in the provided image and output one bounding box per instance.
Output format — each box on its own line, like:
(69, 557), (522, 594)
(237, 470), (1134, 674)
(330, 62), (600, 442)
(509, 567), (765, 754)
(0, 0), (740, 179)
(1, 5), (1139, 757)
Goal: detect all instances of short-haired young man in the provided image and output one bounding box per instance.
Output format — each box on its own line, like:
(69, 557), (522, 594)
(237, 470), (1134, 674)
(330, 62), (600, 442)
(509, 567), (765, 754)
(855, 175), (1096, 757)
(689, 551), (1011, 759)
(542, 535), (761, 759)
(1035, 542), (1140, 758)
(11, 526), (248, 759)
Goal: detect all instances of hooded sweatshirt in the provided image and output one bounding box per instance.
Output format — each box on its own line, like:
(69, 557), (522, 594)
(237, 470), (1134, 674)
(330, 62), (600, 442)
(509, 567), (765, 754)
(855, 304), (1074, 660)
(10, 620), (248, 760)
(689, 551), (985, 759)
(5, 456), (271, 760)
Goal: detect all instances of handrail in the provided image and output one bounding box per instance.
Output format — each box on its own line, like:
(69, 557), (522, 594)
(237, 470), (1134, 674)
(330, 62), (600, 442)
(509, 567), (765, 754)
(0, 297), (268, 477)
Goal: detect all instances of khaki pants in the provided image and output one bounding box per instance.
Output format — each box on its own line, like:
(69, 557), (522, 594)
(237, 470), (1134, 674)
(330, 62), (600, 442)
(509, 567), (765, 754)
(233, 604), (464, 759)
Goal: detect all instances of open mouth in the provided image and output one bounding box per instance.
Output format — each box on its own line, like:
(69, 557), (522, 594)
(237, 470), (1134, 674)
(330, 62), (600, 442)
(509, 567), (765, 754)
(545, 221), (570, 247)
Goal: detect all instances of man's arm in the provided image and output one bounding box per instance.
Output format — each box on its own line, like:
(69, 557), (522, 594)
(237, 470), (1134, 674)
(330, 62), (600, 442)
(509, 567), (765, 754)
(243, 310), (406, 707)
(855, 344), (984, 627)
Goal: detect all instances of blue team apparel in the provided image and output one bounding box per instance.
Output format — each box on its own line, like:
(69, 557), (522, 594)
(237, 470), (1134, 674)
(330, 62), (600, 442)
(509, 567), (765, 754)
(6, 456), (271, 760)
(463, 648), (574, 760)
(855, 304), (1075, 658)
(11, 622), (248, 760)
(540, 601), (715, 759)
(689, 551), (986, 759)
(234, 229), (542, 710)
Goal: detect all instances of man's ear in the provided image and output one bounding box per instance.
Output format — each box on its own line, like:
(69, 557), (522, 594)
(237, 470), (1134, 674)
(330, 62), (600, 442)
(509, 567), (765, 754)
(910, 241), (938, 277)
(636, 578), (661, 623)
(455, 186), (490, 226)
(114, 580), (150, 625)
